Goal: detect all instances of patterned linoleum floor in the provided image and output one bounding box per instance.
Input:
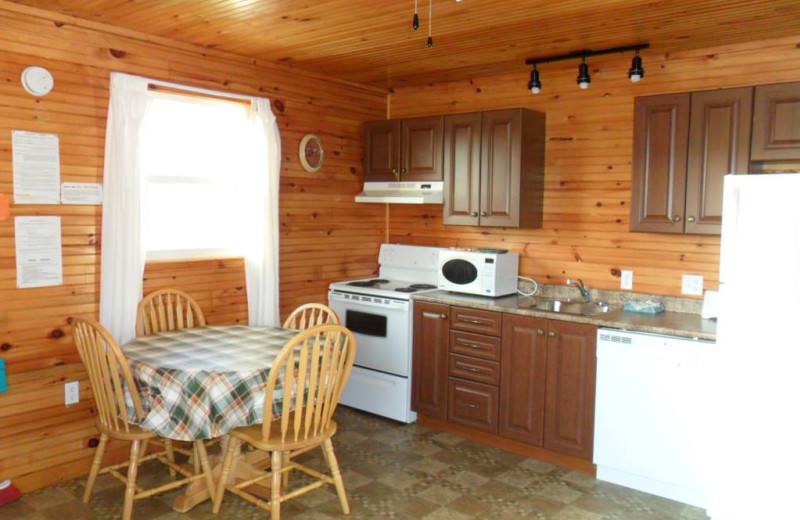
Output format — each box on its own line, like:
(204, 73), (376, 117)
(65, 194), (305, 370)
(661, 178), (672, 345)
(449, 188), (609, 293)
(4, 407), (707, 520)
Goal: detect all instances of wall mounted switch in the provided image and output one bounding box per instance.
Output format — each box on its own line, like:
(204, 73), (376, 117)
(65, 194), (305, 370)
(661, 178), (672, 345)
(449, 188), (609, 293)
(681, 274), (704, 296)
(621, 270), (633, 290)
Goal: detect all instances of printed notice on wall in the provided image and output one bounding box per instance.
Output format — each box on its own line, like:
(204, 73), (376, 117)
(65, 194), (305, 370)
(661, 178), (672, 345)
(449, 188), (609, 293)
(13, 130), (61, 204)
(61, 182), (103, 204)
(15, 216), (63, 289)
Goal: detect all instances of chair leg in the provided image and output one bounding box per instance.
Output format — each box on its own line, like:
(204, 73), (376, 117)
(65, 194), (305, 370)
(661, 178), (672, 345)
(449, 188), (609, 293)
(281, 452), (290, 488)
(123, 440), (141, 520)
(194, 440), (216, 507)
(163, 438), (176, 477)
(212, 436), (240, 514)
(138, 439), (149, 458)
(322, 438), (350, 514)
(192, 443), (201, 475)
(83, 433), (108, 503)
(270, 450), (282, 520)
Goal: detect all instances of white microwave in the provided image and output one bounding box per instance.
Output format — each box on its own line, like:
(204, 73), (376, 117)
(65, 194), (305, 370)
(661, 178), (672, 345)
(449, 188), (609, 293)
(437, 249), (519, 297)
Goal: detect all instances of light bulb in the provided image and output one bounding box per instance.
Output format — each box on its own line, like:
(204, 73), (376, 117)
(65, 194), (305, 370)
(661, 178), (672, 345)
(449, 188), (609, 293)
(531, 86), (541, 94)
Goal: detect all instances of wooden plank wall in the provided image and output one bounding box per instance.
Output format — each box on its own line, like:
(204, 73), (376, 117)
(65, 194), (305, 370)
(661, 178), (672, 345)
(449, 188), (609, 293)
(0, 2), (385, 491)
(388, 36), (800, 296)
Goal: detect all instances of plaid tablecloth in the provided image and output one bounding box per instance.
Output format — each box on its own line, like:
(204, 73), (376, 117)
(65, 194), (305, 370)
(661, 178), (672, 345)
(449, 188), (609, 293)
(122, 325), (299, 441)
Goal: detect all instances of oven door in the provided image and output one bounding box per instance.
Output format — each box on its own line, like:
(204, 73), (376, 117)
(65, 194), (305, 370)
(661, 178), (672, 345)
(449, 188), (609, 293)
(328, 290), (411, 377)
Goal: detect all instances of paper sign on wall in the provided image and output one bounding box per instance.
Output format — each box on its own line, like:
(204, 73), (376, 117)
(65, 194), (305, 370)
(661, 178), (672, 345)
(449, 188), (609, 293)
(13, 130), (61, 204)
(15, 216), (63, 289)
(61, 182), (103, 204)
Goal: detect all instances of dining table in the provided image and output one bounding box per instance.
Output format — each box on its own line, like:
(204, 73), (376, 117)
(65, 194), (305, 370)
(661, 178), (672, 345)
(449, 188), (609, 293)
(121, 324), (300, 512)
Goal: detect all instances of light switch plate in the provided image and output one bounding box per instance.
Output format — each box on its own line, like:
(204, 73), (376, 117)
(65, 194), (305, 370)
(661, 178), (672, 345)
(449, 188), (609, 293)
(681, 274), (704, 296)
(65, 381), (79, 406)
(620, 270), (633, 290)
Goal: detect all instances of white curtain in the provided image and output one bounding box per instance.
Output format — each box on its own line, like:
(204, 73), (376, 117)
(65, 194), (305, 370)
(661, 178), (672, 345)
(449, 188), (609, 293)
(99, 73), (151, 344)
(243, 98), (281, 326)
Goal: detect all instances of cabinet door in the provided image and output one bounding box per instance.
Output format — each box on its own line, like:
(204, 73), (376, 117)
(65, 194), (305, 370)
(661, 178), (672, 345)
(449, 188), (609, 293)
(630, 94), (691, 233)
(480, 109), (522, 227)
(499, 314), (547, 446)
(402, 116), (444, 181)
(364, 119), (401, 181)
(751, 81), (800, 161)
(411, 302), (450, 418)
(443, 113), (482, 225)
(686, 88), (752, 235)
(544, 321), (597, 460)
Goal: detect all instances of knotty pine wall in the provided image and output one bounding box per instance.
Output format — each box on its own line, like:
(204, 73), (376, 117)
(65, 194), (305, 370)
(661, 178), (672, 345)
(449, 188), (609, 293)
(388, 36), (800, 297)
(0, 2), (385, 491)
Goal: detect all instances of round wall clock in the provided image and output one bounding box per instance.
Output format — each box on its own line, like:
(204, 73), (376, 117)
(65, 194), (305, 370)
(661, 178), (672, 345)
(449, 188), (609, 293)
(21, 66), (54, 96)
(299, 133), (324, 173)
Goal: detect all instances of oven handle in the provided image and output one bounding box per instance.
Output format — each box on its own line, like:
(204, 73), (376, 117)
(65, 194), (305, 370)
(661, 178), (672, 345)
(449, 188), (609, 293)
(329, 291), (410, 311)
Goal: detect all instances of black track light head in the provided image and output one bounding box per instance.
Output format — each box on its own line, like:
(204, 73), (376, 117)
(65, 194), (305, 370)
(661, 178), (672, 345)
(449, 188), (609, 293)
(629, 50), (644, 82)
(577, 56), (591, 89)
(528, 64), (541, 94)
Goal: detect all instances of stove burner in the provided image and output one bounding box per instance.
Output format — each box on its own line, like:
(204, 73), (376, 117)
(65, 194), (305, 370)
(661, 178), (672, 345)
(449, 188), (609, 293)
(394, 287), (417, 293)
(409, 283), (437, 290)
(347, 278), (389, 287)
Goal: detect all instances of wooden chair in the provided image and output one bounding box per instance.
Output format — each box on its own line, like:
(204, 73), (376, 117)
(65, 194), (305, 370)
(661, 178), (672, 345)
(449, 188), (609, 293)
(135, 288), (206, 337)
(212, 324), (357, 519)
(283, 303), (339, 330)
(71, 317), (217, 520)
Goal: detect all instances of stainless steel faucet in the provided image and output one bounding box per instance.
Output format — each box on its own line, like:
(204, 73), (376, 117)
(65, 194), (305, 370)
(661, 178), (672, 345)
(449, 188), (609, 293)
(567, 278), (591, 302)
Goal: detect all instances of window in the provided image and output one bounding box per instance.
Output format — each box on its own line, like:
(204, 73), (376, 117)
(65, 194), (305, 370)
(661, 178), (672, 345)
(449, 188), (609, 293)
(140, 92), (264, 259)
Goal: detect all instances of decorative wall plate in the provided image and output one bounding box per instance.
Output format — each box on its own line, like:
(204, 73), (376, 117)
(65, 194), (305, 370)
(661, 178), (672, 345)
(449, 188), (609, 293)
(21, 66), (54, 96)
(299, 133), (324, 173)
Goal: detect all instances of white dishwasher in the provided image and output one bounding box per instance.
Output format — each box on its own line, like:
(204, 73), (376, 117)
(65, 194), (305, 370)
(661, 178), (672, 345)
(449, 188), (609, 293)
(594, 328), (716, 509)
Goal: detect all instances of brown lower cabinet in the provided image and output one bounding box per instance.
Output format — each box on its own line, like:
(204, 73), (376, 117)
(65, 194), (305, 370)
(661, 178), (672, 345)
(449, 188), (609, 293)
(412, 304), (598, 462)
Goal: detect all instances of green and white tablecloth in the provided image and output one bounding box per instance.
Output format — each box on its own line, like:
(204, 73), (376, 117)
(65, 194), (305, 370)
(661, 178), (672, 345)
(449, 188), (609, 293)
(122, 325), (298, 441)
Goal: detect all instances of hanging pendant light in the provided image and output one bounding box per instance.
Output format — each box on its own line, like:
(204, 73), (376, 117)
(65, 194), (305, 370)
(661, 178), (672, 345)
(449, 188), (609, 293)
(412, 0), (420, 30)
(629, 49), (644, 82)
(427, 0), (433, 47)
(528, 63), (541, 94)
(577, 55), (591, 89)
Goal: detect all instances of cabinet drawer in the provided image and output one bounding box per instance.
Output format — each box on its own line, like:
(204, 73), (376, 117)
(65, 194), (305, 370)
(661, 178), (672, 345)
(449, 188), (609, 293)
(449, 354), (500, 385)
(450, 330), (501, 360)
(447, 378), (499, 433)
(451, 307), (502, 336)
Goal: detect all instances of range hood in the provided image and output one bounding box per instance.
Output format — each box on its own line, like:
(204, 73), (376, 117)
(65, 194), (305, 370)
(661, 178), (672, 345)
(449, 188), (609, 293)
(355, 181), (444, 204)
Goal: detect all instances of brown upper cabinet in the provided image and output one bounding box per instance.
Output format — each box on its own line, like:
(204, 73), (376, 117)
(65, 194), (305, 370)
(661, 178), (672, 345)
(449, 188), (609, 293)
(630, 87), (752, 235)
(443, 108), (545, 228)
(363, 116), (443, 182)
(751, 81), (800, 161)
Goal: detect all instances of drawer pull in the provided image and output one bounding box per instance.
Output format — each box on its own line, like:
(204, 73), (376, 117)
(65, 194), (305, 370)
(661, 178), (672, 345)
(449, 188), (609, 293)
(462, 318), (485, 325)
(462, 367), (481, 373)
(458, 340), (484, 349)
(459, 403), (479, 409)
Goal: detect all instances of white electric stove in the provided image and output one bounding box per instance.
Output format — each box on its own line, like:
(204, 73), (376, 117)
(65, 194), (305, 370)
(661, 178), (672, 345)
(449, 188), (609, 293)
(328, 243), (444, 423)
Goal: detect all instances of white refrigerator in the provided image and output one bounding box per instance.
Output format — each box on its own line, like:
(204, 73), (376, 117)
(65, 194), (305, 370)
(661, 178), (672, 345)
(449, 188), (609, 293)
(706, 174), (800, 519)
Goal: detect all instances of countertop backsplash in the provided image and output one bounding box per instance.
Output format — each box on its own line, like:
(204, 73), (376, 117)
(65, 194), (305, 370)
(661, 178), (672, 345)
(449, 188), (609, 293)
(519, 281), (704, 315)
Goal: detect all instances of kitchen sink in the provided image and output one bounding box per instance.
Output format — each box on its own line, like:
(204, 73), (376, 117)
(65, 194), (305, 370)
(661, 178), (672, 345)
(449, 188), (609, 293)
(534, 300), (613, 316)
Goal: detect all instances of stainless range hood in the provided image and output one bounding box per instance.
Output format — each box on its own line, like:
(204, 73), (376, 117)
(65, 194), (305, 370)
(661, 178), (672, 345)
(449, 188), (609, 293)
(355, 181), (444, 204)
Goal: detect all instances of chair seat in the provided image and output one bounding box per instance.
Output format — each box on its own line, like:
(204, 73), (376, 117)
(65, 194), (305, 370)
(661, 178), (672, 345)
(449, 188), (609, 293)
(230, 418), (338, 452)
(95, 417), (158, 442)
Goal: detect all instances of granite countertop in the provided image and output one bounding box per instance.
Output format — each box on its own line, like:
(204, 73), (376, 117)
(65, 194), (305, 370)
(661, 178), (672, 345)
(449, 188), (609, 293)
(414, 290), (717, 341)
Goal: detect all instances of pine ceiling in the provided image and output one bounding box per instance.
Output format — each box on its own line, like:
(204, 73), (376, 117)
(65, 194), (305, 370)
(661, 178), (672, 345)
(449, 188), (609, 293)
(11, 0), (800, 88)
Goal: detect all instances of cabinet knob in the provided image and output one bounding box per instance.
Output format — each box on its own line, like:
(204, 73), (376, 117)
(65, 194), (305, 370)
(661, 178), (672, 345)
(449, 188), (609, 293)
(673, 215), (682, 222)
(401, 167), (407, 174)
(440, 313), (447, 320)
(469, 212), (478, 217)
(392, 168), (398, 174)
(687, 216), (696, 223)
(537, 329), (544, 335)
(480, 211), (488, 217)
(548, 331), (556, 338)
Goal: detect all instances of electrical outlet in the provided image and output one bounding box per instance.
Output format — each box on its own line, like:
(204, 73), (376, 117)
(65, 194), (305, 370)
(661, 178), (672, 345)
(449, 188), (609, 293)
(681, 274), (704, 296)
(65, 381), (79, 406)
(620, 270), (633, 290)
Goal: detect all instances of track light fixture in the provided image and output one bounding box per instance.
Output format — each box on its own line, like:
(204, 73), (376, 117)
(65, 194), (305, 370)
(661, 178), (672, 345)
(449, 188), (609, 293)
(629, 48), (644, 82)
(577, 55), (591, 89)
(524, 43), (649, 94)
(528, 63), (541, 94)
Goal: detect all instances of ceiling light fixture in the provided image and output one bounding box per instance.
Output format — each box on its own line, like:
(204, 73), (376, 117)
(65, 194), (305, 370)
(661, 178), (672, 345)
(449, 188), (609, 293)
(412, 0), (419, 30)
(524, 43), (649, 93)
(427, 0), (433, 47)
(629, 48), (645, 82)
(528, 63), (541, 94)
(577, 55), (591, 89)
